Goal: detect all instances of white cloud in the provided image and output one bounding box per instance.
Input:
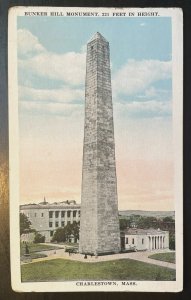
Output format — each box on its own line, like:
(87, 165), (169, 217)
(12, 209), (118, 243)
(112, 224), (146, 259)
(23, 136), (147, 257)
(18, 30), (171, 119)
(19, 86), (84, 103)
(19, 51), (86, 86)
(20, 100), (83, 117)
(18, 28), (86, 86)
(18, 29), (45, 57)
(17, 29), (86, 116)
(113, 59), (172, 96)
(144, 86), (157, 98)
(114, 99), (171, 117)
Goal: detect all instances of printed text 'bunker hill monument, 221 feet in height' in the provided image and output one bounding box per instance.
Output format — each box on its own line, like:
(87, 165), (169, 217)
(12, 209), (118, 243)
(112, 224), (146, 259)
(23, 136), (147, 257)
(79, 32), (121, 255)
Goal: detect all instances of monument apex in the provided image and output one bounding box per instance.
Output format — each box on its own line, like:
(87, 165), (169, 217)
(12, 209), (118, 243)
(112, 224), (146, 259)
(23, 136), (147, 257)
(79, 32), (121, 255)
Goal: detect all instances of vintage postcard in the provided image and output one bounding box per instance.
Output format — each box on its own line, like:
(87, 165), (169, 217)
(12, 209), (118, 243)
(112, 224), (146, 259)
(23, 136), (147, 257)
(8, 7), (183, 292)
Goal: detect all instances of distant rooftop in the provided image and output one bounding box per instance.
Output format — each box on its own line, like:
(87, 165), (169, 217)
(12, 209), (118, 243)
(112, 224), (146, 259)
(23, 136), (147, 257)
(122, 228), (168, 235)
(88, 32), (108, 43)
(20, 199), (80, 210)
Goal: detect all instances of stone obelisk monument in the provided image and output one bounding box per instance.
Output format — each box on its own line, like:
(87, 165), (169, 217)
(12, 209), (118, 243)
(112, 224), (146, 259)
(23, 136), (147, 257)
(79, 32), (121, 255)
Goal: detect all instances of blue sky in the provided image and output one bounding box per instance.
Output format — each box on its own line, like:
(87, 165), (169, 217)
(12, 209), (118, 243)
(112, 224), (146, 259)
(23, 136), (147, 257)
(18, 16), (172, 118)
(17, 16), (174, 210)
(18, 17), (171, 70)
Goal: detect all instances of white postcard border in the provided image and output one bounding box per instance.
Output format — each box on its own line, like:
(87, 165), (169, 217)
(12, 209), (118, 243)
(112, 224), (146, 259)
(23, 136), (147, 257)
(8, 6), (183, 292)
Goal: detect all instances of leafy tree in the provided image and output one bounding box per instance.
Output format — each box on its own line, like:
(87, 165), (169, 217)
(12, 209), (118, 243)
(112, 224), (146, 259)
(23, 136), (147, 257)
(69, 221), (80, 241)
(64, 223), (73, 241)
(51, 228), (66, 243)
(137, 216), (158, 229)
(119, 218), (131, 230)
(163, 216), (174, 223)
(20, 213), (32, 235)
(169, 232), (175, 250)
(34, 232), (45, 243)
(52, 221), (80, 243)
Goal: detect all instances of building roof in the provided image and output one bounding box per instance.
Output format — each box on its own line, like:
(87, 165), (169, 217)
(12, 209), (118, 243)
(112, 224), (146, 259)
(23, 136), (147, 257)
(20, 200), (80, 210)
(122, 228), (168, 236)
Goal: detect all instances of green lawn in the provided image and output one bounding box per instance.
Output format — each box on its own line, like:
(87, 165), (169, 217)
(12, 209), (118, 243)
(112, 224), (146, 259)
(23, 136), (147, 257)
(148, 252), (175, 264)
(20, 243), (63, 256)
(21, 258), (176, 282)
(20, 243), (63, 260)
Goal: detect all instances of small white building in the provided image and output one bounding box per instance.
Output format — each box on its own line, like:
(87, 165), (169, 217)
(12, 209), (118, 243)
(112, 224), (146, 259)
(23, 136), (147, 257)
(121, 228), (169, 251)
(20, 199), (80, 242)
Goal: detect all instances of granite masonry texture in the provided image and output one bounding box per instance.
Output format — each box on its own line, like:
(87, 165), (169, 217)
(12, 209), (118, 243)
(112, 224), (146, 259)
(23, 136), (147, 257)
(79, 33), (121, 255)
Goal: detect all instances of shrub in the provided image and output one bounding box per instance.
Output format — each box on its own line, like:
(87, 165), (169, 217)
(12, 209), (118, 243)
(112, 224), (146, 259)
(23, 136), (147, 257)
(34, 233), (45, 243)
(169, 232), (175, 250)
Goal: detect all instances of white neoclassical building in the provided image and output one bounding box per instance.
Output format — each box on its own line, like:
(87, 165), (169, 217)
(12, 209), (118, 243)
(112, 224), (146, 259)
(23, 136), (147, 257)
(20, 199), (80, 242)
(121, 228), (169, 251)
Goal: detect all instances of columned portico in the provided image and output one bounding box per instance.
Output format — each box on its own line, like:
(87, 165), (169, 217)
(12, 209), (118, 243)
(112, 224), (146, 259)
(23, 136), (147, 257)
(123, 228), (169, 252)
(148, 234), (167, 251)
(160, 236), (162, 248)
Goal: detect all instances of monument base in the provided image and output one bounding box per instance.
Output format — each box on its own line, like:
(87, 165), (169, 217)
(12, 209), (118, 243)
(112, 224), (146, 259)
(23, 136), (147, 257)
(80, 249), (121, 256)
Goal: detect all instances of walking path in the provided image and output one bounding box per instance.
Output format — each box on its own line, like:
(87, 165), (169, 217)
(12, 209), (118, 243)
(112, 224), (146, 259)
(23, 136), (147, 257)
(23, 247), (176, 270)
(125, 251), (176, 269)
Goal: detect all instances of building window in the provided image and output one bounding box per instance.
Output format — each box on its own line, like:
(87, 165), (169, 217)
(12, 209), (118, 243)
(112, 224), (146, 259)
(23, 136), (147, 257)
(49, 211), (53, 218)
(61, 221), (65, 227)
(34, 213), (37, 217)
(132, 238), (134, 244)
(41, 213), (44, 217)
(142, 238), (144, 244)
(50, 231), (54, 237)
(49, 222), (52, 228)
(67, 211), (71, 218)
(55, 211), (59, 218)
(68, 221), (71, 225)
(78, 211), (80, 216)
(73, 211), (76, 218)
(91, 46), (93, 50)
(55, 222), (59, 227)
(126, 237), (128, 244)
(61, 211), (65, 218)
